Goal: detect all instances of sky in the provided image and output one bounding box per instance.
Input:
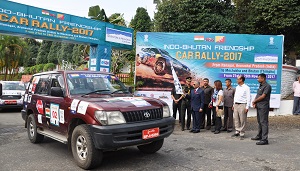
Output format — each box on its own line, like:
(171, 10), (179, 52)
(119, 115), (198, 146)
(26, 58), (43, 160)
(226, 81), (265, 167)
(9, 0), (157, 24)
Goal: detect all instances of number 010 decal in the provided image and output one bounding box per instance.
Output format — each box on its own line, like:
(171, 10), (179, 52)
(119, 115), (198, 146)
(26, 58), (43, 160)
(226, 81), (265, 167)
(50, 103), (60, 126)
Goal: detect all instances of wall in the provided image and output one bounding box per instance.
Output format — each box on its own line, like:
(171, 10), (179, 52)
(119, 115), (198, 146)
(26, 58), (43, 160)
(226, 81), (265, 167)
(281, 65), (298, 98)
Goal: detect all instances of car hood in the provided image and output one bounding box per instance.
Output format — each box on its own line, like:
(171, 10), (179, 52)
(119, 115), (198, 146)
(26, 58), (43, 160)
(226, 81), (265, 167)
(76, 96), (165, 112)
(2, 90), (25, 96)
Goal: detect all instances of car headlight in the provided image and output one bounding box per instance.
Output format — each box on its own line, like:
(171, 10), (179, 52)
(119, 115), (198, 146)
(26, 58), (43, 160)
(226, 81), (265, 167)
(163, 106), (171, 118)
(95, 111), (126, 125)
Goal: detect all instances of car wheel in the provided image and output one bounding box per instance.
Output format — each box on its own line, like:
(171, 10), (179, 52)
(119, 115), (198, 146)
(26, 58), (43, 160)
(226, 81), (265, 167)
(154, 58), (166, 75)
(71, 125), (103, 170)
(137, 139), (164, 154)
(27, 114), (44, 143)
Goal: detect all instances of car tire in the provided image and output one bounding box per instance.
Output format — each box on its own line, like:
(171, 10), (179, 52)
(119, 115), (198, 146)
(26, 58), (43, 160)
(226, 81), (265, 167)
(137, 139), (164, 154)
(153, 58), (166, 75)
(27, 114), (44, 143)
(71, 125), (103, 170)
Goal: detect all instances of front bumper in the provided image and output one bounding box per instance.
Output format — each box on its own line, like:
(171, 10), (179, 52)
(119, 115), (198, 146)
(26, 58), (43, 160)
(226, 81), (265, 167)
(0, 103), (23, 109)
(90, 117), (175, 150)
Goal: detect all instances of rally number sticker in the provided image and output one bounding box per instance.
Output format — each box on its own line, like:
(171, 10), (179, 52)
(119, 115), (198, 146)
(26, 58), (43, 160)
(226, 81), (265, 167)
(50, 103), (59, 126)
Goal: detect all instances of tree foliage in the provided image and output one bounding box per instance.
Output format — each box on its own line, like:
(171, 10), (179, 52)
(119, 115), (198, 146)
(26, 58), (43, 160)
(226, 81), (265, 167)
(0, 35), (27, 80)
(88, 5), (109, 22)
(58, 43), (75, 64)
(36, 40), (52, 64)
(72, 44), (86, 66)
(47, 41), (61, 64)
(24, 38), (40, 67)
(154, 0), (237, 33)
(130, 7), (152, 32)
(109, 13), (126, 26)
(236, 0), (300, 52)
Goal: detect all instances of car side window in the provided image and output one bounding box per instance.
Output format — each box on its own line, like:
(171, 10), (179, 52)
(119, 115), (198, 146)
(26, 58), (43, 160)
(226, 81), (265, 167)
(50, 74), (64, 89)
(35, 75), (51, 95)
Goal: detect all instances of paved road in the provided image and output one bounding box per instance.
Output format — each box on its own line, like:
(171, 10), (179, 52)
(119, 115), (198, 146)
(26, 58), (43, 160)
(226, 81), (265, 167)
(0, 110), (300, 171)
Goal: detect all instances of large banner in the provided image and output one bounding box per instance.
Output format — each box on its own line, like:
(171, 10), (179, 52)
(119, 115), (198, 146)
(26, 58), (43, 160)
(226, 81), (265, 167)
(0, 0), (133, 49)
(135, 32), (284, 108)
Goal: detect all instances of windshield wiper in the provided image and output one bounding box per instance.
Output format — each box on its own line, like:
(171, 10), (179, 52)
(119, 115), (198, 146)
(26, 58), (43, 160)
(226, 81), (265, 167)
(111, 89), (128, 94)
(81, 90), (110, 97)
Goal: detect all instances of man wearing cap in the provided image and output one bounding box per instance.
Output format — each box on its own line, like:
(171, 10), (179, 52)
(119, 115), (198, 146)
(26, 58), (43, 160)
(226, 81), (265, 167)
(180, 76), (194, 131)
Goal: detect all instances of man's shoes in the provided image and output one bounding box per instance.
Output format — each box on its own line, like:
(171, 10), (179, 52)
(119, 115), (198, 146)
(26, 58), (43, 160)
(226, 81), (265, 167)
(193, 130), (200, 133)
(231, 133), (239, 137)
(220, 127), (227, 131)
(240, 135), (245, 140)
(214, 130), (220, 134)
(227, 129), (232, 133)
(206, 126), (211, 130)
(186, 128), (190, 130)
(181, 128), (184, 131)
(256, 140), (269, 145)
(189, 130), (195, 133)
(251, 136), (262, 141)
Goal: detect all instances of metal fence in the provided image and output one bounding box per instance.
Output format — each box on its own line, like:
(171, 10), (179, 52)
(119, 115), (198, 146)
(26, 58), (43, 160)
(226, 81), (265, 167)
(115, 73), (134, 85)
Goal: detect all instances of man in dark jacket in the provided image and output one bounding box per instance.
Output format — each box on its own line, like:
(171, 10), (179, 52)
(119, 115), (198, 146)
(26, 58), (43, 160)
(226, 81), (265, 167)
(200, 78), (214, 130)
(190, 81), (204, 133)
(180, 77), (193, 131)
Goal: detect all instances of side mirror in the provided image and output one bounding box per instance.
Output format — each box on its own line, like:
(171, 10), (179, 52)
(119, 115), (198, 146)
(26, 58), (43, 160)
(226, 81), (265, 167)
(128, 86), (133, 94)
(0, 83), (2, 96)
(50, 87), (64, 97)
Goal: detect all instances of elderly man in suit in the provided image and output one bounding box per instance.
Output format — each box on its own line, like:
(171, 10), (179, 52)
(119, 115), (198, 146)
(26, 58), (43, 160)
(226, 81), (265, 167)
(190, 81), (205, 133)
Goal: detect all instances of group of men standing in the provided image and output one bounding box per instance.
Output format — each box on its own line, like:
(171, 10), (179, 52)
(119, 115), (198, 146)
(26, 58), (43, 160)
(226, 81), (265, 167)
(171, 74), (272, 145)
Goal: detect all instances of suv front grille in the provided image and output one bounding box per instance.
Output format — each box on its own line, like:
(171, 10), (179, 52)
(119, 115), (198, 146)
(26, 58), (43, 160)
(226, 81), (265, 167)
(122, 108), (163, 123)
(1, 95), (21, 100)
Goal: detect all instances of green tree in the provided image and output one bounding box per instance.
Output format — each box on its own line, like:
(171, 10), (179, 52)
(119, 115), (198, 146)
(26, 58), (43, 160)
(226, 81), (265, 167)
(47, 41), (61, 64)
(130, 7), (152, 32)
(58, 43), (75, 65)
(237, 0), (300, 53)
(36, 40), (52, 64)
(0, 35), (26, 80)
(154, 0), (237, 33)
(109, 13), (126, 26)
(24, 38), (40, 67)
(88, 5), (109, 22)
(72, 44), (85, 66)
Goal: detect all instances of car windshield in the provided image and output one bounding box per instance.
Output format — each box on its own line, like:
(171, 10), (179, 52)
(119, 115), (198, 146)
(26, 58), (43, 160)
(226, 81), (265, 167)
(2, 82), (25, 90)
(66, 73), (129, 95)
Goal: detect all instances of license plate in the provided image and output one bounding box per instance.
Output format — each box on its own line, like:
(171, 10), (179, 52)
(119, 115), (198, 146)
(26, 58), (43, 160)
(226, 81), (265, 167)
(142, 127), (159, 140)
(5, 100), (17, 105)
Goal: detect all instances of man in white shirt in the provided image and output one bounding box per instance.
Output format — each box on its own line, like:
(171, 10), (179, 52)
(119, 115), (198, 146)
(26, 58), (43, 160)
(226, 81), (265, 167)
(232, 75), (251, 140)
(292, 75), (300, 115)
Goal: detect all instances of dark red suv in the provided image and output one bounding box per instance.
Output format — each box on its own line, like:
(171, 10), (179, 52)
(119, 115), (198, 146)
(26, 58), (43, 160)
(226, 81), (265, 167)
(21, 70), (175, 169)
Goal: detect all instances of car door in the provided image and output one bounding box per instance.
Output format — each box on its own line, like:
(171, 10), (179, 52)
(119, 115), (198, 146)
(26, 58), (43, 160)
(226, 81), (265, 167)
(30, 74), (51, 130)
(43, 73), (70, 135)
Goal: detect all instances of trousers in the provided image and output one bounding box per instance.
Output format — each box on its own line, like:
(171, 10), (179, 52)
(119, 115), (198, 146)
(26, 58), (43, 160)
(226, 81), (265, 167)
(256, 105), (269, 141)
